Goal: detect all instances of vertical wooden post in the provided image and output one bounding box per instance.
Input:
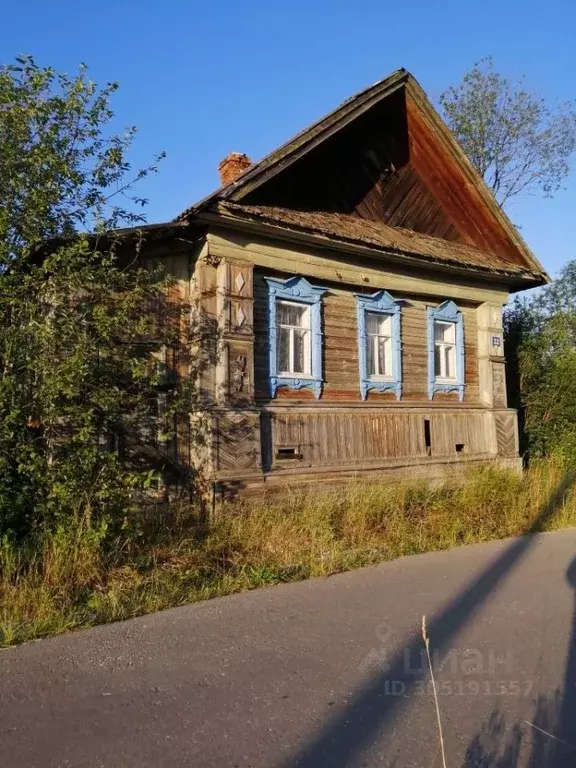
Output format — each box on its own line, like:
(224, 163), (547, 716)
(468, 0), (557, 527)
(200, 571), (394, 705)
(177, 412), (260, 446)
(476, 302), (506, 408)
(212, 257), (261, 484)
(215, 259), (255, 406)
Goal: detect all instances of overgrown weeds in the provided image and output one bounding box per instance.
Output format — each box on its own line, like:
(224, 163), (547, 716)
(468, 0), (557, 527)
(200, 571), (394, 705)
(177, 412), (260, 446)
(2, 455), (575, 648)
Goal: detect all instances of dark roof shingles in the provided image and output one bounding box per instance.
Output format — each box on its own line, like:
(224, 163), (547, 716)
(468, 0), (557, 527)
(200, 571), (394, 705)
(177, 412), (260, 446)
(215, 202), (538, 278)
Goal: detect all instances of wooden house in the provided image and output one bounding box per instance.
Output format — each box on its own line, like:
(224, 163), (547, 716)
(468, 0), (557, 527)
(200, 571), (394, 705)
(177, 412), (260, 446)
(133, 69), (549, 498)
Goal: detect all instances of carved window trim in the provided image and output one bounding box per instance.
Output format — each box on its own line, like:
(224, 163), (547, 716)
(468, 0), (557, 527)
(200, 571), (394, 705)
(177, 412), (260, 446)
(427, 300), (465, 401)
(265, 276), (327, 399)
(355, 290), (402, 401)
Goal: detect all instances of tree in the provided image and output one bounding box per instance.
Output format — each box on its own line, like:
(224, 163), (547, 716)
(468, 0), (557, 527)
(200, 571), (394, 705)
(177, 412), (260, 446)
(0, 57), (194, 538)
(0, 55), (164, 267)
(439, 57), (576, 207)
(505, 262), (576, 459)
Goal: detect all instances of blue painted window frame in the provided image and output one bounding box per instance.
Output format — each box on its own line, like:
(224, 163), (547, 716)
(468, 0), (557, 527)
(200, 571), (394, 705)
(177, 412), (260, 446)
(265, 276), (327, 399)
(427, 300), (465, 401)
(355, 290), (402, 401)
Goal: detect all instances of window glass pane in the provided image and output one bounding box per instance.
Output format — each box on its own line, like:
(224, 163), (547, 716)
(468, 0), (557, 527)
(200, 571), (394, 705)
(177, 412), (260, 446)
(434, 320), (455, 344)
(434, 341), (456, 380)
(276, 302), (288, 326)
(366, 312), (380, 335)
(378, 336), (390, 376)
(277, 301), (308, 328)
(277, 326), (290, 372)
(367, 334), (376, 376)
(366, 312), (391, 336)
(434, 344), (442, 377)
(445, 345), (456, 379)
(289, 304), (307, 328)
(293, 329), (309, 374)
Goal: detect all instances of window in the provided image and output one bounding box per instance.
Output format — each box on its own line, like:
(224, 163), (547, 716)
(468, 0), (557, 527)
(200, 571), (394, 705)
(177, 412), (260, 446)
(266, 276), (327, 398)
(356, 290), (402, 400)
(427, 300), (465, 401)
(276, 301), (311, 376)
(433, 320), (457, 381)
(366, 312), (393, 378)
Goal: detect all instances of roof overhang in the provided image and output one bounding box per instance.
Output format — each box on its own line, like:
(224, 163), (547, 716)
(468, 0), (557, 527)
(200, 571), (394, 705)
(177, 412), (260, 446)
(197, 206), (544, 292)
(32, 220), (193, 259)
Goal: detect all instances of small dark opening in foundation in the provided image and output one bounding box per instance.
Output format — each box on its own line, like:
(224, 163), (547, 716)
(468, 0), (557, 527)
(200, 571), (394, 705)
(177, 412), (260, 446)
(424, 419), (432, 457)
(276, 446), (301, 460)
(455, 443), (465, 454)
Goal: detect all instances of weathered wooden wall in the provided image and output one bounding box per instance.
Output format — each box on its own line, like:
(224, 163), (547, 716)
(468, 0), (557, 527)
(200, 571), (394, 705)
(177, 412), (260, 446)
(260, 408), (496, 471)
(185, 227), (519, 495)
(253, 269), (479, 404)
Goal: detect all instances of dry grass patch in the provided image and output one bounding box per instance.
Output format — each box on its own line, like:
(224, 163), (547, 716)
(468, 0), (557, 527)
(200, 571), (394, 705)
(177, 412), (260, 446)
(1, 456), (575, 647)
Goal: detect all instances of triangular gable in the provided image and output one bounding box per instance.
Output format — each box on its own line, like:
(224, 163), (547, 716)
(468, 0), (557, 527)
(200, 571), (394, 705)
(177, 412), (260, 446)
(179, 70), (547, 280)
(180, 69), (409, 216)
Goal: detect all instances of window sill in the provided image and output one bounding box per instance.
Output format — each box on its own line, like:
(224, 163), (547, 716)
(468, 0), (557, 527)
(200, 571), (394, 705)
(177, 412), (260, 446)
(429, 381), (465, 402)
(270, 375), (322, 399)
(360, 378), (402, 401)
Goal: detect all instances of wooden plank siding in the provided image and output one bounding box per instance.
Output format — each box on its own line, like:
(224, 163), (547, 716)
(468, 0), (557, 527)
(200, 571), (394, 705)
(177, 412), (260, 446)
(253, 268), (480, 405)
(261, 408), (496, 472)
(404, 93), (521, 264)
(376, 164), (463, 242)
(186, 230), (523, 495)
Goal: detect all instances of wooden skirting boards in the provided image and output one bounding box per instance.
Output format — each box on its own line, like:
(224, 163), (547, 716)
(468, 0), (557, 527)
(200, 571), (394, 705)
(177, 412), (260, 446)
(214, 454), (522, 500)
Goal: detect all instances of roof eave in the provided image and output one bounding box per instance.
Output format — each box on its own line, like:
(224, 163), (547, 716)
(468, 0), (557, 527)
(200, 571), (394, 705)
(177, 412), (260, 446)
(32, 220), (191, 258)
(196, 209), (545, 290)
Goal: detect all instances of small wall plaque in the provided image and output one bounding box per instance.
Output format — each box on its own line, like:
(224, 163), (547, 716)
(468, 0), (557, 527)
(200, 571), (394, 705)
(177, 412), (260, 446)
(492, 335), (502, 347)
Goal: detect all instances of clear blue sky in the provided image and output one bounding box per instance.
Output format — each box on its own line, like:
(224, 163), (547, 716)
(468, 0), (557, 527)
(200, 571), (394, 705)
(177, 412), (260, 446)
(3, 0), (576, 279)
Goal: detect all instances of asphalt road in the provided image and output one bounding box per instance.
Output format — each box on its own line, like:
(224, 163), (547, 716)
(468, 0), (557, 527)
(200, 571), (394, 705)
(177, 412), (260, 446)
(2, 529), (576, 768)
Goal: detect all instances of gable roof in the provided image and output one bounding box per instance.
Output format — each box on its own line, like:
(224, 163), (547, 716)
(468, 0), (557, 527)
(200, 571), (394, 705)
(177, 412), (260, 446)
(177, 69), (549, 286)
(178, 69), (410, 218)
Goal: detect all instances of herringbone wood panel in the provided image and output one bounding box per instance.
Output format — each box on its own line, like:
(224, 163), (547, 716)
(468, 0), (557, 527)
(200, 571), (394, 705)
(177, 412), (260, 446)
(495, 412), (517, 456)
(217, 412), (258, 471)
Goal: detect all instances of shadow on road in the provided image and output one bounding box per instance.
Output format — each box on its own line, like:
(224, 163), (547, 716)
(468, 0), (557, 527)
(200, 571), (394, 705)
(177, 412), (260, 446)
(283, 470), (576, 768)
(463, 555), (576, 767)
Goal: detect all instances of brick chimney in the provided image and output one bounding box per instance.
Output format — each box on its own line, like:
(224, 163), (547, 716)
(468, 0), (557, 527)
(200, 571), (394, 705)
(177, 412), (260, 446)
(218, 152), (252, 186)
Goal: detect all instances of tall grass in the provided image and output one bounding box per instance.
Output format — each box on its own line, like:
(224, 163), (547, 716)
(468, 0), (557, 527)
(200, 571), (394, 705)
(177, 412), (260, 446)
(2, 456), (575, 648)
